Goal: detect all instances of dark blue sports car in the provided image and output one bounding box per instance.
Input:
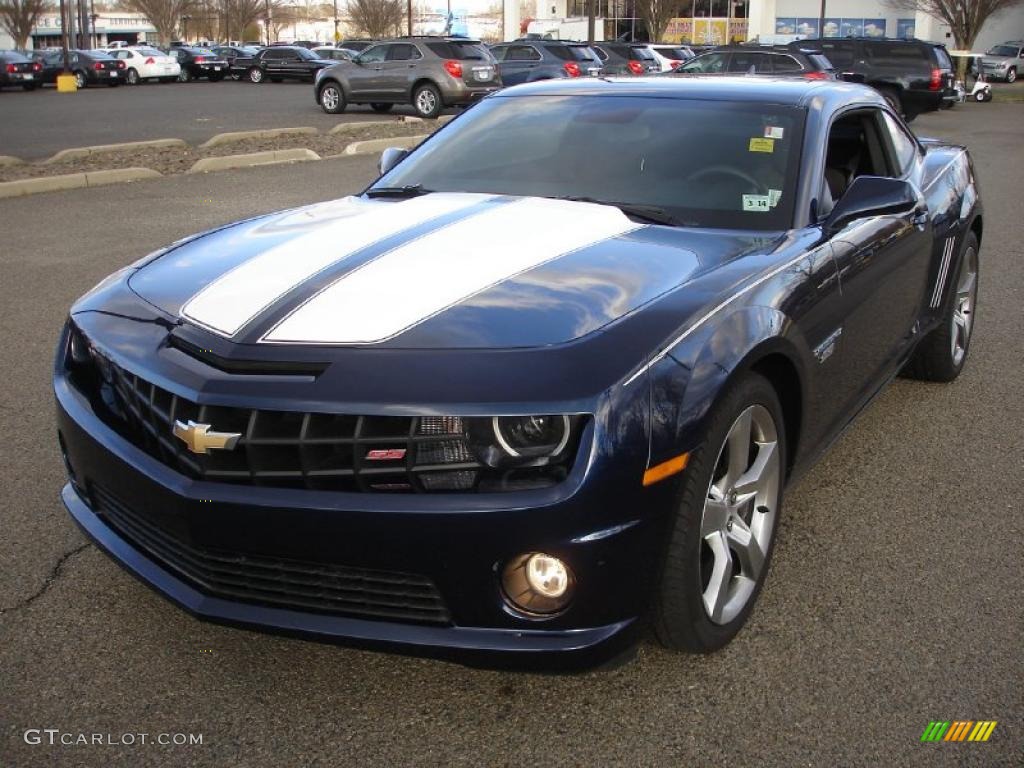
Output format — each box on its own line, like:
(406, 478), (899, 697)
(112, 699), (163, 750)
(55, 77), (982, 669)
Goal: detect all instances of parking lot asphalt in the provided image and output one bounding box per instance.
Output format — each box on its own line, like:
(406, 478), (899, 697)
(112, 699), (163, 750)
(0, 81), (449, 160)
(1, 105), (1022, 767)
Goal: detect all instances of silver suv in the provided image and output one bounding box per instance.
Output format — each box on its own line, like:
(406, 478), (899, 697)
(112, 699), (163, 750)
(982, 41), (1024, 83)
(315, 36), (501, 118)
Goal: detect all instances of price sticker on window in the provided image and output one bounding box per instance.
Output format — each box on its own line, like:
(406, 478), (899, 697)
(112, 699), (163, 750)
(743, 194), (771, 212)
(749, 138), (775, 153)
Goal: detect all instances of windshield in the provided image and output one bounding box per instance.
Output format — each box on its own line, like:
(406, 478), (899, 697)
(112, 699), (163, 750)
(372, 95), (805, 230)
(987, 45), (1018, 56)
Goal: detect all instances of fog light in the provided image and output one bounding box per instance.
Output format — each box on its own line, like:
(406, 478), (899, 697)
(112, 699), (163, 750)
(501, 552), (575, 615)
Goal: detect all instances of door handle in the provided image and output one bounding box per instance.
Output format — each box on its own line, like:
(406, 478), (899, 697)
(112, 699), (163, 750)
(912, 207), (929, 228)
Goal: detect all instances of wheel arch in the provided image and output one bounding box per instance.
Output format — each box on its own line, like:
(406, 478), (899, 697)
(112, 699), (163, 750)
(410, 77), (440, 98)
(647, 305), (808, 482)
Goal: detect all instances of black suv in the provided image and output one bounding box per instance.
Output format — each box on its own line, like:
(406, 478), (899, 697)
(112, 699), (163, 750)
(785, 38), (953, 120)
(236, 46), (334, 83)
(489, 39), (602, 85)
(591, 42), (660, 76)
(671, 45), (834, 78)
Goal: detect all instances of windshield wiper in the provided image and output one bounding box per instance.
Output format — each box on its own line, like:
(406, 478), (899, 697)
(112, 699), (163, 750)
(364, 184), (433, 199)
(551, 196), (682, 227)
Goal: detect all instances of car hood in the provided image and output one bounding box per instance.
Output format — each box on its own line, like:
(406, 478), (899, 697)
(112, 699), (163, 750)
(127, 193), (771, 350)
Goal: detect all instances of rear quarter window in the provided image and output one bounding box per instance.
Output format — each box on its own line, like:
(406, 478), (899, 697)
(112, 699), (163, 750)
(865, 42), (929, 66)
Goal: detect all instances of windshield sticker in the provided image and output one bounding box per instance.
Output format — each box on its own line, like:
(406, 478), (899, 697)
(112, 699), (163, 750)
(743, 194), (771, 212)
(749, 138), (775, 153)
(764, 126), (784, 140)
(768, 189), (783, 207)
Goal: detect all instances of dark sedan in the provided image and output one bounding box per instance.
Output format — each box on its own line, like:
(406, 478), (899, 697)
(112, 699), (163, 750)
(171, 46), (228, 81)
(36, 49), (125, 87)
(0, 49), (42, 90)
(55, 78), (982, 670)
(236, 45), (334, 82)
(211, 45), (261, 78)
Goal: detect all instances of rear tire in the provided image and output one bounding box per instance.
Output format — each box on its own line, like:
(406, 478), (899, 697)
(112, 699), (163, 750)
(178, 68), (191, 82)
(319, 81), (346, 114)
(653, 373), (785, 653)
(904, 233), (979, 382)
(126, 67), (139, 85)
(412, 83), (443, 119)
(370, 102), (393, 113)
(74, 70), (87, 88)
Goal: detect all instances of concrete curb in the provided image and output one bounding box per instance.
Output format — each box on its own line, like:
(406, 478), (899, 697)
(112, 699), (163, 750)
(398, 115), (454, 124)
(0, 167), (162, 199)
(187, 148), (321, 174)
(0, 155), (23, 167)
(328, 120), (395, 135)
(43, 139), (187, 165)
(343, 135), (427, 156)
(199, 127), (318, 149)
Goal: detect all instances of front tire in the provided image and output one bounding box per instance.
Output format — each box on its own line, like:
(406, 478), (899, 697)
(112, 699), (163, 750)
(412, 83), (443, 119)
(247, 66), (263, 83)
(319, 81), (346, 114)
(653, 373), (785, 653)
(1006, 67), (1017, 83)
(904, 233), (979, 382)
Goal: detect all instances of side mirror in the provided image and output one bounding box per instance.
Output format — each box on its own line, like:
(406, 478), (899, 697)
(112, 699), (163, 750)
(824, 175), (918, 234)
(378, 147), (409, 176)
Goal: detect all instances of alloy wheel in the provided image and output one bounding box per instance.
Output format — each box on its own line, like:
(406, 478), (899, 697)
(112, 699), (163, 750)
(700, 404), (781, 625)
(75, 71), (86, 88)
(416, 88), (437, 115)
(321, 86), (339, 111)
(951, 246), (978, 366)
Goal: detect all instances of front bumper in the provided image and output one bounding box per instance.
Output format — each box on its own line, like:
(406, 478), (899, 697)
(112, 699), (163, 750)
(55, 357), (666, 669)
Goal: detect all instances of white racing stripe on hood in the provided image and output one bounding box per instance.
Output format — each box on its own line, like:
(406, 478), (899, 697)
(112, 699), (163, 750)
(180, 193), (489, 337)
(263, 197), (640, 345)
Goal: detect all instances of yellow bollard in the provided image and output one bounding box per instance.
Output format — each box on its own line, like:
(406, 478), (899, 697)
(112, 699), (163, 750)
(56, 73), (78, 92)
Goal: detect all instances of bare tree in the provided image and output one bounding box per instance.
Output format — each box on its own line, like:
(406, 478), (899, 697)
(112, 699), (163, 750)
(346, 0), (402, 38)
(0, 0), (47, 49)
(884, 0), (1024, 49)
(635, 0), (675, 43)
(219, 0), (265, 40)
(121, 0), (198, 44)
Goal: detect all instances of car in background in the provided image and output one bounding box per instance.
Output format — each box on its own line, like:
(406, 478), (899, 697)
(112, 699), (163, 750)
(236, 45), (334, 83)
(0, 49), (43, 90)
(592, 42), (659, 75)
(981, 41), (1024, 82)
(212, 45), (262, 78)
(316, 37), (501, 118)
(785, 37), (953, 120)
(312, 46), (357, 62)
(171, 47), (228, 81)
(35, 49), (125, 87)
(643, 44), (695, 71)
(339, 39), (375, 52)
(489, 39), (602, 85)
(102, 46), (180, 84)
(672, 46), (834, 80)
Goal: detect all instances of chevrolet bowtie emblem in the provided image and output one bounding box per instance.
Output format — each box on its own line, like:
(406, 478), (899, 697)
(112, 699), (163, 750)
(172, 420), (241, 455)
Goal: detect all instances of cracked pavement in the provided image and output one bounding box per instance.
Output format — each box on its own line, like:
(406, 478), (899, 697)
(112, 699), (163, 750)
(1, 115), (1022, 767)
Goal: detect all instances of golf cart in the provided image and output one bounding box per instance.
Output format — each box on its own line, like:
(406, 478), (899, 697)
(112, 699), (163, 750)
(949, 50), (993, 102)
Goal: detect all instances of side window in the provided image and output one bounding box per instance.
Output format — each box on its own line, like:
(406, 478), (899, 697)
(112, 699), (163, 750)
(771, 55), (803, 73)
(821, 110), (893, 214)
(506, 45), (540, 62)
(820, 42), (856, 69)
(357, 45), (388, 64)
(881, 111), (918, 175)
(387, 44), (420, 61)
(728, 52), (768, 73)
(681, 52), (726, 73)
(593, 46), (608, 61)
(489, 46), (506, 61)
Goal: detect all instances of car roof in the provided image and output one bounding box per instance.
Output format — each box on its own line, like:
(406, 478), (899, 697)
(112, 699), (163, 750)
(493, 75), (885, 109)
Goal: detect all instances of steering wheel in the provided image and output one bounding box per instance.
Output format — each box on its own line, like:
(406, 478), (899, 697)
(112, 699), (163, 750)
(684, 165), (767, 195)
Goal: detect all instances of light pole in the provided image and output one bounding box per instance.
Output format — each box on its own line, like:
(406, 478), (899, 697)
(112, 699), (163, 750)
(333, 0), (339, 43)
(182, 13), (192, 42)
(90, 12), (98, 47)
(817, 0), (825, 39)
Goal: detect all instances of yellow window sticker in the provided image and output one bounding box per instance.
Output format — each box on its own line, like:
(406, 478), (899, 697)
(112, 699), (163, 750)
(749, 138), (775, 153)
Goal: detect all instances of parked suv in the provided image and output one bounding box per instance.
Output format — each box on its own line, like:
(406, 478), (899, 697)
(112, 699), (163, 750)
(785, 38), (954, 120)
(591, 42), (660, 75)
(671, 45), (834, 78)
(315, 37), (501, 118)
(489, 39), (602, 85)
(982, 41), (1024, 82)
